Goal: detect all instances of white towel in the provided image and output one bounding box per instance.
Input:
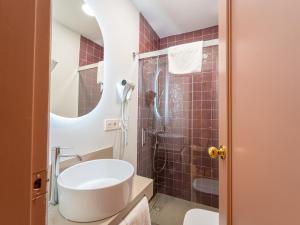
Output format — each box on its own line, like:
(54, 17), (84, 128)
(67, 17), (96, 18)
(168, 41), (203, 74)
(119, 197), (151, 225)
(97, 61), (104, 84)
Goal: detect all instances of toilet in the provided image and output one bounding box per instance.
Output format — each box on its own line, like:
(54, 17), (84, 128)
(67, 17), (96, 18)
(183, 209), (219, 225)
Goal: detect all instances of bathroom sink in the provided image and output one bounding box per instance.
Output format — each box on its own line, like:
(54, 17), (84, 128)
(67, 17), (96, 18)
(57, 159), (134, 222)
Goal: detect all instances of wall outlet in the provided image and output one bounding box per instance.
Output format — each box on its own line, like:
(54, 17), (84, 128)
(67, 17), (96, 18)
(104, 119), (121, 131)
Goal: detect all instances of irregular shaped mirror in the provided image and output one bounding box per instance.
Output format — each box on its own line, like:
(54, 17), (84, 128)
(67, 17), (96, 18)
(51, 0), (104, 118)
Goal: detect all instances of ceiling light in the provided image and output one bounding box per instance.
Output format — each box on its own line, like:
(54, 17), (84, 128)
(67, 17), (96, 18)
(82, 3), (95, 17)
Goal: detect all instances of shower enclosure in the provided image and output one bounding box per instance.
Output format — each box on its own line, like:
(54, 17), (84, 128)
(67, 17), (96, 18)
(137, 44), (219, 208)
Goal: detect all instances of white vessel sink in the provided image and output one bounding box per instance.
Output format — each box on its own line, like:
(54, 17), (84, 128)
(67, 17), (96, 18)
(57, 159), (134, 222)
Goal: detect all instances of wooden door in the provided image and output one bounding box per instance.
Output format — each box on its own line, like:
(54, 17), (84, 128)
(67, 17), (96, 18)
(0, 1), (51, 225)
(218, 0), (232, 224)
(221, 0), (300, 224)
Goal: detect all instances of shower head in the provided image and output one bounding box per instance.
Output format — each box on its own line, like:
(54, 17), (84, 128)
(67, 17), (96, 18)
(116, 79), (135, 102)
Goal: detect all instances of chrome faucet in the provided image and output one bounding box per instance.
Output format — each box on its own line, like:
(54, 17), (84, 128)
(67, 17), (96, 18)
(49, 147), (82, 205)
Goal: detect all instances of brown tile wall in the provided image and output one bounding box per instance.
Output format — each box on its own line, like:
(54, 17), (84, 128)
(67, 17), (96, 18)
(159, 26), (218, 49)
(139, 14), (160, 53)
(79, 36), (104, 67)
(137, 14), (219, 208)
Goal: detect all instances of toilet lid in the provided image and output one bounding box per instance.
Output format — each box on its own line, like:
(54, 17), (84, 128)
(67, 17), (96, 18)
(183, 209), (219, 225)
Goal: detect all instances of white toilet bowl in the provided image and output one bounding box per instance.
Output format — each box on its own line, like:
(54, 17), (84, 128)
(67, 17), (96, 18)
(183, 209), (219, 225)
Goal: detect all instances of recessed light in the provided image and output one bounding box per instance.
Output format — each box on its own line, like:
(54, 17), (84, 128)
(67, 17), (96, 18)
(82, 3), (95, 17)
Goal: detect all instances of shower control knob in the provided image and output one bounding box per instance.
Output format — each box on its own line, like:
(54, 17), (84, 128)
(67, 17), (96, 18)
(208, 145), (226, 159)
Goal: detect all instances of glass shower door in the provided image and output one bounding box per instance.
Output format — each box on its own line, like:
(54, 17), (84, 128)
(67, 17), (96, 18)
(137, 44), (219, 208)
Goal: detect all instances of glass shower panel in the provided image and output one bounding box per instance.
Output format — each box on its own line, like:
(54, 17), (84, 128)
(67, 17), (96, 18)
(137, 58), (156, 179)
(137, 44), (219, 208)
(190, 45), (219, 207)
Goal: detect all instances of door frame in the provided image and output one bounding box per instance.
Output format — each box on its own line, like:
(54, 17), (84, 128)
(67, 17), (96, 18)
(0, 0), (50, 225)
(219, 0), (232, 224)
(0, 0), (233, 224)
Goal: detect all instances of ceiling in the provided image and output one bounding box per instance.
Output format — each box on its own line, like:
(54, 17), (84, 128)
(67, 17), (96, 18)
(52, 0), (103, 46)
(131, 0), (218, 38)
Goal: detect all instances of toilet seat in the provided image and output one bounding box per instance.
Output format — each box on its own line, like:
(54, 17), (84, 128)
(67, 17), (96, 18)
(183, 209), (219, 225)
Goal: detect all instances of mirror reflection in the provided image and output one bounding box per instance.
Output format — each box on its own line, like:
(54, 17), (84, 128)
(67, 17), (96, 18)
(51, 0), (104, 118)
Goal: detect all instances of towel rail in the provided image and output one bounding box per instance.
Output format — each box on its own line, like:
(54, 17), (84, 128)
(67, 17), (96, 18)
(134, 39), (219, 60)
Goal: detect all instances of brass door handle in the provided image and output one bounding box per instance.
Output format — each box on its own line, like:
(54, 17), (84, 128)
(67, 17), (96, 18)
(208, 145), (226, 159)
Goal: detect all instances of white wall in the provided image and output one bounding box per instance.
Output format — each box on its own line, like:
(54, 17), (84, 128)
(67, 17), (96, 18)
(49, 0), (140, 170)
(51, 20), (80, 117)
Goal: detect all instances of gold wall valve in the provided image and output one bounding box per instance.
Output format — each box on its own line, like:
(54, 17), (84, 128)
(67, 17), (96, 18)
(208, 145), (226, 159)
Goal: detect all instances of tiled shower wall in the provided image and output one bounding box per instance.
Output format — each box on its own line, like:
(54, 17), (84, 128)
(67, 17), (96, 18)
(159, 26), (218, 49)
(79, 36), (104, 66)
(137, 14), (219, 208)
(139, 15), (160, 53)
(78, 36), (103, 116)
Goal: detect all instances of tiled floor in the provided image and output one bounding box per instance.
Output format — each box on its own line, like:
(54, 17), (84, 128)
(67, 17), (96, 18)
(150, 193), (218, 225)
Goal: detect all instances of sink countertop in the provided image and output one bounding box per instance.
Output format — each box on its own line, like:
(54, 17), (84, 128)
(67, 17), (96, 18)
(48, 175), (153, 225)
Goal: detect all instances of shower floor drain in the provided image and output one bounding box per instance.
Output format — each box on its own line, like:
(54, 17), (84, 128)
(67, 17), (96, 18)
(154, 207), (161, 212)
